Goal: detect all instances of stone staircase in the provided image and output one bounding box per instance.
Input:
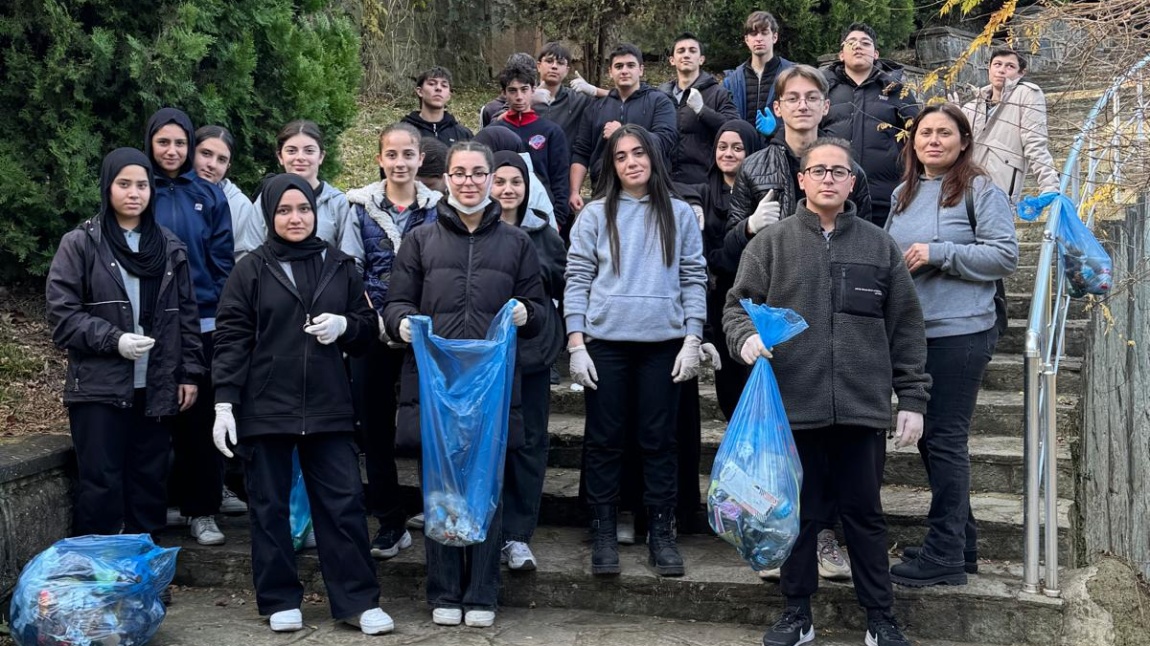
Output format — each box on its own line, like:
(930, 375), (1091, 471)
(169, 220), (1083, 645)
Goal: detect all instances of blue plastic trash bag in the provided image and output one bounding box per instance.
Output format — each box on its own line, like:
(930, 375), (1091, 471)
(290, 448), (313, 551)
(9, 534), (178, 646)
(707, 301), (807, 571)
(410, 300), (518, 547)
(1018, 192), (1112, 298)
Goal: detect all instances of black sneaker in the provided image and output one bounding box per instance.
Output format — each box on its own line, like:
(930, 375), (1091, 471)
(370, 527), (413, 560)
(890, 555), (968, 587)
(761, 607), (814, 646)
(900, 545), (978, 574)
(866, 614), (910, 646)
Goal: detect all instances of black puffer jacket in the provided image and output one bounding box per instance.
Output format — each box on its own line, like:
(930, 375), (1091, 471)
(401, 110), (474, 147)
(212, 245), (376, 438)
(383, 201), (547, 455)
(821, 60), (920, 227)
(47, 220), (204, 415)
(724, 132), (873, 258)
(657, 73), (739, 185)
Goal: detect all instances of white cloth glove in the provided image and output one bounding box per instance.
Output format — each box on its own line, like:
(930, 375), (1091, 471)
(399, 317), (413, 343)
(511, 300), (528, 326)
(569, 71), (600, 97)
(690, 204), (705, 230)
(685, 88), (704, 114)
(700, 342), (722, 371)
(117, 332), (155, 360)
(303, 313), (347, 345)
(894, 410), (924, 448)
(532, 87), (553, 105)
(377, 314), (391, 343)
(212, 403), (237, 458)
(739, 334), (774, 365)
(569, 345), (598, 390)
(747, 189), (781, 235)
(672, 335), (702, 383)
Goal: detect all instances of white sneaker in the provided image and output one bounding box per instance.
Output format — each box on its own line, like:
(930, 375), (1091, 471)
(758, 567), (781, 581)
(269, 608), (303, 632)
(406, 513), (425, 530)
(220, 487), (248, 514)
(190, 516), (225, 546)
(345, 607), (393, 635)
(816, 529), (852, 581)
(166, 507), (188, 527)
(464, 610), (495, 627)
(616, 511), (636, 545)
(432, 607), (462, 626)
(502, 541), (537, 571)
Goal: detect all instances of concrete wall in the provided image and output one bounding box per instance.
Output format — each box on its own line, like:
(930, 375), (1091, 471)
(0, 435), (73, 603)
(1079, 197), (1150, 579)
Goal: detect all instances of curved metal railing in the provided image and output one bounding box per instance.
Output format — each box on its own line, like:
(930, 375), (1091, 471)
(1022, 52), (1150, 597)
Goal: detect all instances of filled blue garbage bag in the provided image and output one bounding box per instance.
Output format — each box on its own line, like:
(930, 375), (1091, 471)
(9, 534), (178, 646)
(1018, 192), (1113, 297)
(289, 448), (313, 551)
(410, 300), (518, 547)
(707, 301), (807, 570)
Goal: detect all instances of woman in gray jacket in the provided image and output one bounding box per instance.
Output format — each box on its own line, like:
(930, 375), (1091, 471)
(885, 103), (1019, 588)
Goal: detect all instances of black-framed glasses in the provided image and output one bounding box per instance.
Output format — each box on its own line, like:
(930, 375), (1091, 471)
(801, 165), (853, 182)
(447, 170), (490, 184)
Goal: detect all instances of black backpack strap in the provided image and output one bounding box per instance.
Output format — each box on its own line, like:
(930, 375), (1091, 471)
(965, 186), (1009, 338)
(965, 187), (977, 232)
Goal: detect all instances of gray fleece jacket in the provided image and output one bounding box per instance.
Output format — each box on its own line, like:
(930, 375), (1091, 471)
(723, 200), (930, 430)
(564, 192), (707, 342)
(886, 175), (1018, 339)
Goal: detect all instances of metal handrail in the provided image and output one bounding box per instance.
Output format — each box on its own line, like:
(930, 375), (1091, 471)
(1022, 52), (1150, 597)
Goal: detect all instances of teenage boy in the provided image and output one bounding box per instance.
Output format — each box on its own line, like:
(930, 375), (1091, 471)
(657, 33), (738, 185)
(479, 52), (538, 127)
(568, 43), (677, 214)
(723, 138), (928, 646)
(402, 66), (473, 146)
(961, 47), (1060, 202)
(723, 11), (794, 137)
(143, 108), (234, 547)
(488, 63), (571, 230)
(534, 42), (594, 150)
(822, 22), (920, 229)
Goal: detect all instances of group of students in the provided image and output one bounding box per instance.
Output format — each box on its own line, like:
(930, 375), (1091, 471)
(45, 11), (1041, 646)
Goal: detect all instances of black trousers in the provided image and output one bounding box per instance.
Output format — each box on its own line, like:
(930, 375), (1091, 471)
(169, 331), (223, 517)
(351, 342), (407, 531)
(68, 389), (170, 536)
(675, 378), (703, 530)
(239, 432), (380, 618)
(781, 425), (893, 611)
(582, 339), (680, 508)
(426, 502), (503, 611)
(502, 369), (551, 543)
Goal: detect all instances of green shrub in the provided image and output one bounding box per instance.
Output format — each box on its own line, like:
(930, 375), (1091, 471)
(0, 0), (360, 278)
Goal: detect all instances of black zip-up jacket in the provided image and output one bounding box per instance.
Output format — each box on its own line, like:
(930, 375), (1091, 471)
(724, 132), (873, 259)
(383, 201), (547, 455)
(401, 110), (474, 147)
(212, 245), (375, 438)
(822, 60), (920, 227)
(657, 73), (739, 185)
(47, 219), (204, 415)
(722, 200), (930, 430)
(571, 83), (678, 185)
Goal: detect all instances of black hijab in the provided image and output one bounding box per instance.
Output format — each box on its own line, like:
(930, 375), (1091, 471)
(475, 126), (528, 154)
(99, 148), (167, 333)
(706, 121), (767, 218)
(143, 108), (196, 176)
(259, 174), (327, 306)
(492, 151), (531, 225)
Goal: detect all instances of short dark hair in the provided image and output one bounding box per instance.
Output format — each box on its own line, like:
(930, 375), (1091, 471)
(744, 11), (779, 35)
(498, 63), (537, 90)
(415, 66), (453, 87)
(990, 47), (1028, 72)
(417, 137), (448, 177)
(799, 136), (853, 169)
(609, 43), (643, 66)
(841, 22), (877, 45)
(537, 42), (572, 63)
(670, 32), (704, 56)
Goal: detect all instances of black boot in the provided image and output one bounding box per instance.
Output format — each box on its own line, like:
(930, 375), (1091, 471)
(647, 507), (685, 577)
(890, 555), (968, 587)
(900, 545), (978, 574)
(590, 505), (620, 576)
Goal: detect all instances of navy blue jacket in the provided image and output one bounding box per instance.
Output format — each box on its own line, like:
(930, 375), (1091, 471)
(488, 115), (572, 229)
(723, 57), (794, 132)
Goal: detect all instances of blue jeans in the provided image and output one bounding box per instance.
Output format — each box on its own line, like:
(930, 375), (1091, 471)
(918, 328), (997, 567)
(425, 503), (503, 611)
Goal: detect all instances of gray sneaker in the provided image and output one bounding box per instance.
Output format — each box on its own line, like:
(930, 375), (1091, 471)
(816, 529), (851, 580)
(220, 487), (248, 515)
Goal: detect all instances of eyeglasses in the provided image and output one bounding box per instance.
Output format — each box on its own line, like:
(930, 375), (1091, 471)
(801, 165), (853, 182)
(447, 171), (490, 184)
(843, 38), (875, 49)
(779, 94), (825, 107)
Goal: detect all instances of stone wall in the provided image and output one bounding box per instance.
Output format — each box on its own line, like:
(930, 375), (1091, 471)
(0, 435), (73, 604)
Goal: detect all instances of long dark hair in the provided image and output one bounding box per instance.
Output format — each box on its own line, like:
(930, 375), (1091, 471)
(894, 103), (985, 213)
(591, 124), (676, 274)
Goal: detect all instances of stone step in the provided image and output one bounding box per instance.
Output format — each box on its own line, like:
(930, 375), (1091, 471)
(168, 521), (1067, 645)
(1006, 292), (1091, 320)
(392, 462), (1074, 563)
(997, 318), (1086, 356)
(984, 354), (1081, 392)
(549, 383), (1081, 437)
